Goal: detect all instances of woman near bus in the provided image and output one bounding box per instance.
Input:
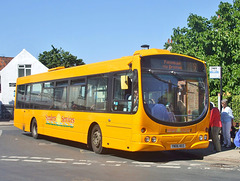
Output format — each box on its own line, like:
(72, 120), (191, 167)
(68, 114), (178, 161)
(221, 99), (234, 148)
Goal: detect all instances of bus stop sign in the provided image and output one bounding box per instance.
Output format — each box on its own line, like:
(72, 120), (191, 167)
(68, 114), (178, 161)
(209, 66), (221, 79)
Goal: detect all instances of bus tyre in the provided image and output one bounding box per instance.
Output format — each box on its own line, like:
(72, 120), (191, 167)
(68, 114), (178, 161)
(31, 119), (40, 139)
(91, 124), (104, 154)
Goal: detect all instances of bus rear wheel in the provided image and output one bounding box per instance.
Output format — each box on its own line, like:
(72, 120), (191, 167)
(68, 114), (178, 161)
(91, 124), (104, 154)
(31, 118), (40, 139)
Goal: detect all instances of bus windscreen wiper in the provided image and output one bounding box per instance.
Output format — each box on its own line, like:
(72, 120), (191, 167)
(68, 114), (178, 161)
(148, 69), (178, 86)
(169, 70), (201, 88)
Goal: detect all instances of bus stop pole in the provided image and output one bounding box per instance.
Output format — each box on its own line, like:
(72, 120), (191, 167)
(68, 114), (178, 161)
(220, 67), (222, 112)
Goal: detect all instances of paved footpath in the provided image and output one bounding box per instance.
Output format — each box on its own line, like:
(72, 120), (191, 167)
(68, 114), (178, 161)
(202, 145), (240, 164)
(0, 120), (14, 126)
(0, 120), (239, 164)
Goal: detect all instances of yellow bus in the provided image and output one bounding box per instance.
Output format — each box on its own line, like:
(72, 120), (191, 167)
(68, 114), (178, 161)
(14, 47), (210, 154)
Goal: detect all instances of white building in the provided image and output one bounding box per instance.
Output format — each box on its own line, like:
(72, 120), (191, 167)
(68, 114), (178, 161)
(0, 49), (48, 118)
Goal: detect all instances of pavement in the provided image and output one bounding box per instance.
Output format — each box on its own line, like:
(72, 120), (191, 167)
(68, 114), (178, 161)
(200, 143), (240, 164)
(0, 119), (239, 164)
(0, 119), (14, 126)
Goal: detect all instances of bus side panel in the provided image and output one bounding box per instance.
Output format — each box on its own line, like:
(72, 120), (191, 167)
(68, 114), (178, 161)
(103, 113), (133, 151)
(14, 109), (25, 131)
(24, 109), (34, 132)
(37, 110), (86, 143)
(36, 111), (134, 152)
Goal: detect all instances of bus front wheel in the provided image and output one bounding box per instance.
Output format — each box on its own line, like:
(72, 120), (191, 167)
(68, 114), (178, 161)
(91, 124), (104, 154)
(31, 118), (40, 139)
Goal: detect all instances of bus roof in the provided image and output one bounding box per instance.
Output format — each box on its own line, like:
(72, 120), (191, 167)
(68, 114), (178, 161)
(16, 48), (203, 85)
(133, 48), (170, 56)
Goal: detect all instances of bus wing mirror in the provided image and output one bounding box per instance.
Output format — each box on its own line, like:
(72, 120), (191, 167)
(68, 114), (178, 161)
(121, 75), (129, 90)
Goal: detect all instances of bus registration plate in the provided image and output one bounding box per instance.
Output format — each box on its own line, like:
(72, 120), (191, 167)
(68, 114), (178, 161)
(171, 144), (186, 149)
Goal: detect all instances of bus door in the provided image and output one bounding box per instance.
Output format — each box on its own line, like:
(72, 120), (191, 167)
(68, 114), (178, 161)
(107, 70), (138, 149)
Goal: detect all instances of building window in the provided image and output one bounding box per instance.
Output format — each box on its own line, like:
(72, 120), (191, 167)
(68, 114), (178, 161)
(18, 64), (31, 77)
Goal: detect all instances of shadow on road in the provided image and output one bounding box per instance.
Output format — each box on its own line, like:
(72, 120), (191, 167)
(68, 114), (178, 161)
(106, 148), (209, 162)
(107, 141), (235, 163)
(23, 132), (88, 150)
(22, 132), (235, 163)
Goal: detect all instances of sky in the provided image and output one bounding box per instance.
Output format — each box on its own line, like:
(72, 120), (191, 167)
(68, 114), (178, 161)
(0, 0), (233, 64)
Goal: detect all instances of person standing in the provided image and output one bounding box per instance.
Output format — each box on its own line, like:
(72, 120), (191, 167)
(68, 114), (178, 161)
(221, 99), (234, 148)
(209, 103), (222, 152)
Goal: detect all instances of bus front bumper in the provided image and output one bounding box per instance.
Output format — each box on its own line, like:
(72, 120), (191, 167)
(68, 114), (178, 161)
(130, 133), (209, 152)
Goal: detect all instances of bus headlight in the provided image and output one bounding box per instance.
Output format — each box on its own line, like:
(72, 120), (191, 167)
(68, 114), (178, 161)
(145, 136), (150, 142)
(199, 135), (203, 141)
(204, 134), (208, 140)
(151, 137), (157, 143)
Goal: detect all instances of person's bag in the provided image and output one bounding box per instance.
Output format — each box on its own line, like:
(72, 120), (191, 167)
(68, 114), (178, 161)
(234, 129), (240, 148)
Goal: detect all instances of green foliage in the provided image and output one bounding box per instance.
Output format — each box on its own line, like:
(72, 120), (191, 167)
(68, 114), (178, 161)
(230, 95), (240, 123)
(209, 96), (218, 107)
(38, 45), (85, 69)
(165, 0), (240, 96)
(165, 0), (240, 122)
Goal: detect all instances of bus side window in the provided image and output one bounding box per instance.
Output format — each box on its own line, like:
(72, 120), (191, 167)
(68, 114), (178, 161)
(40, 82), (54, 109)
(16, 85), (25, 108)
(25, 84), (31, 108)
(112, 72), (132, 112)
(16, 84), (31, 109)
(69, 78), (86, 111)
(53, 81), (68, 110)
(30, 83), (42, 109)
(132, 69), (139, 113)
(86, 76), (108, 111)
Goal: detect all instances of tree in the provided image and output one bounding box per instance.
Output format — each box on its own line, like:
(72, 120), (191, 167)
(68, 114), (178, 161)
(38, 45), (85, 69)
(165, 0), (240, 95)
(164, 0), (240, 122)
